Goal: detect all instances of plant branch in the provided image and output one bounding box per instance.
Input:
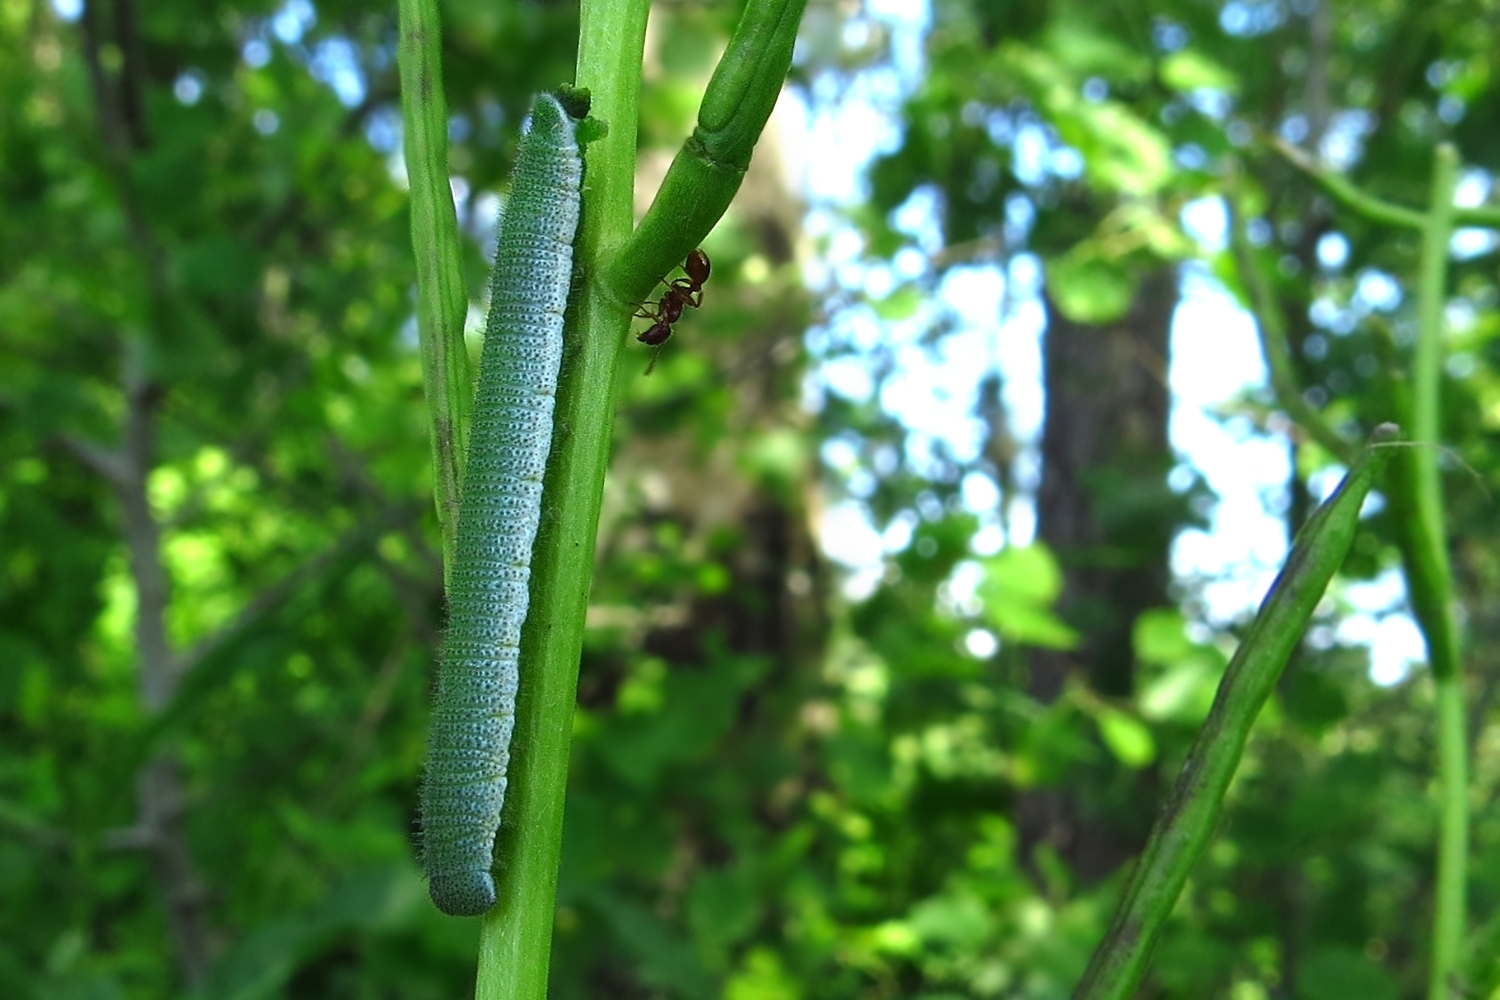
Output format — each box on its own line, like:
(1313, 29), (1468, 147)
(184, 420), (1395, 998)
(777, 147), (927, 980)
(1073, 426), (1398, 1000)
(1395, 142), (1467, 1000)
(173, 503), (420, 679)
(80, 0), (217, 980)
(399, 0), (471, 578)
(56, 433), (129, 484)
(608, 0), (807, 306)
(1272, 136), (1500, 233)
(1226, 190), (1356, 463)
(1272, 138), (1425, 230)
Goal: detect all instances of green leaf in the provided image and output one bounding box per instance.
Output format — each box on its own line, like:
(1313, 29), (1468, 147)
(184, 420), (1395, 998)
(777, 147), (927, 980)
(1296, 946), (1399, 1000)
(909, 891), (992, 951)
(724, 948), (802, 1000)
(977, 546), (1079, 650)
(1160, 50), (1240, 95)
(1045, 246), (1137, 324)
(688, 865), (764, 957)
(1134, 610), (1225, 723)
(1059, 100), (1174, 195)
(1003, 44), (1174, 196)
(1043, 23), (1152, 84)
(1096, 707), (1156, 767)
(872, 283), (924, 320)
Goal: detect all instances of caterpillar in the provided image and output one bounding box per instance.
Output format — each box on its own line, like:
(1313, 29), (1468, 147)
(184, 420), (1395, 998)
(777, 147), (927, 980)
(420, 92), (582, 917)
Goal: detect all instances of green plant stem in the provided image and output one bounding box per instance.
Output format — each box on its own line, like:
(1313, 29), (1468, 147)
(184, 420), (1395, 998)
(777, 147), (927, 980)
(1434, 675), (1469, 999)
(1401, 141), (1462, 684)
(1403, 142), (1467, 1000)
(398, 0), (470, 573)
(471, 0), (650, 996)
(1276, 138), (1472, 998)
(1225, 190), (1356, 464)
(1453, 203), (1500, 229)
(1072, 426), (1398, 1000)
(608, 0), (806, 305)
(1272, 138), (1425, 230)
(1273, 136), (1500, 232)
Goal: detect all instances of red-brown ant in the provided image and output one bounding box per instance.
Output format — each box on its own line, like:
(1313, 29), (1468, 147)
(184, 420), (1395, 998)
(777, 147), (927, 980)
(636, 248), (711, 374)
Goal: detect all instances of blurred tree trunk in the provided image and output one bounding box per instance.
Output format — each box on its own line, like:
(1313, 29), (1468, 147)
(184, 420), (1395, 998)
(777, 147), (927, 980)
(79, 0), (215, 980)
(1018, 266), (1177, 881)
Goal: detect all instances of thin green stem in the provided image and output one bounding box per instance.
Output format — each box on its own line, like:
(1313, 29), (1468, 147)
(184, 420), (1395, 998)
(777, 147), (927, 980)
(1453, 203), (1500, 229)
(1073, 427), (1398, 1000)
(1434, 674), (1470, 999)
(1272, 138), (1426, 230)
(1405, 142), (1466, 1000)
(1226, 189), (1356, 464)
(398, 0), (470, 573)
(1414, 145), (1457, 470)
(608, 0), (807, 305)
(1272, 136), (1500, 231)
(471, 0), (649, 996)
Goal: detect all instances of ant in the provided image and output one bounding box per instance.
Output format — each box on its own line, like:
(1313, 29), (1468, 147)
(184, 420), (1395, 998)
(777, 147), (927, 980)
(636, 248), (711, 374)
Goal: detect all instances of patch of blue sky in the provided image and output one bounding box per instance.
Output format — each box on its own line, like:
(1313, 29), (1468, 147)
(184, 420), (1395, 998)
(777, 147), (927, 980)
(309, 37), (366, 107)
(272, 0), (316, 44)
(244, 38), (272, 70)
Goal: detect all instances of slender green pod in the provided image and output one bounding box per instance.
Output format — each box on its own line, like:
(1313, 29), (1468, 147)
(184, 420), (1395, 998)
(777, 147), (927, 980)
(420, 93), (582, 918)
(1074, 424), (1399, 1000)
(398, 0), (470, 563)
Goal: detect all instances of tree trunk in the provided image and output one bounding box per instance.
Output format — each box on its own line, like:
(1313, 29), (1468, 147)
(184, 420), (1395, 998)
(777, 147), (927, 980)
(1017, 266), (1178, 881)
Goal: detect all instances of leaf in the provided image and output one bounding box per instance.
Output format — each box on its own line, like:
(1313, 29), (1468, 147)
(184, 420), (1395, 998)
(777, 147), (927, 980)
(1058, 100), (1174, 196)
(687, 865), (763, 957)
(977, 546), (1079, 649)
(1043, 23), (1152, 85)
(1134, 610), (1225, 723)
(1296, 946), (1400, 1000)
(873, 284), (924, 320)
(1096, 708), (1156, 767)
(724, 948), (802, 1000)
(1160, 50), (1240, 95)
(1004, 44), (1174, 196)
(1045, 246), (1137, 324)
(909, 891), (992, 950)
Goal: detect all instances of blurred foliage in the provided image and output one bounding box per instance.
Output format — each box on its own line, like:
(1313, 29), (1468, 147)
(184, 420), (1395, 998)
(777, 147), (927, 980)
(5, 0), (1500, 998)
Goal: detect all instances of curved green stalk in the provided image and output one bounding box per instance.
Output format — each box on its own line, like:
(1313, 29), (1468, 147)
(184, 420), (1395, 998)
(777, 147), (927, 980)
(1271, 136), (1500, 229)
(1225, 187), (1356, 464)
(1272, 138), (1477, 999)
(1402, 143), (1467, 1000)
(608, 0), (807, 306)
(474, 0), (805, 991)
(1272, 138), (1425, 231)
(398, 0), (470, 574)
(1073, 426), (1399, 1000)
(1403, 145), (1461, 685)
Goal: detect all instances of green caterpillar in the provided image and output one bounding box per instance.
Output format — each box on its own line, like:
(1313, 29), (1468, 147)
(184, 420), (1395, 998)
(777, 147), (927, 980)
(420, 92), (581, 917)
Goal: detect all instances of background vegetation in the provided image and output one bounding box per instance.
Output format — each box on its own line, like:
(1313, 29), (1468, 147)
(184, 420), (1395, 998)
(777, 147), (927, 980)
(4, 0), (1500, 997)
